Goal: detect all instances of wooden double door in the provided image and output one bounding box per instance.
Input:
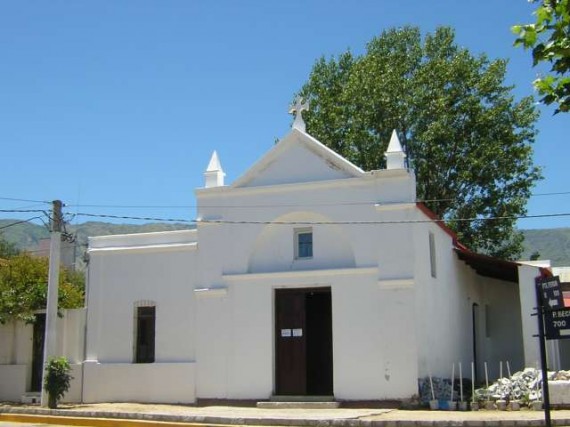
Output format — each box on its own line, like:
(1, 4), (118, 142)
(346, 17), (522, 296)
(275, 288), (333, 396)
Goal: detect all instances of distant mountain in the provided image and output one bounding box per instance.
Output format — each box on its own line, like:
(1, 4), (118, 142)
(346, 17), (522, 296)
(67, 221), (194, 247)
(0, 220), (194, 269)
(1, 220), (569, 267)
(519, 228), (570, 267)
(0, 220), (50, 248)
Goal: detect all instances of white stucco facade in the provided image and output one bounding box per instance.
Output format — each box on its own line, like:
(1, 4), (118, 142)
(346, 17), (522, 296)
(77, 125), (544, 404)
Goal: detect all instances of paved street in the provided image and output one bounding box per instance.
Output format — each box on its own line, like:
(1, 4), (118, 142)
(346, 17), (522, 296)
(0, 423), (82, 427)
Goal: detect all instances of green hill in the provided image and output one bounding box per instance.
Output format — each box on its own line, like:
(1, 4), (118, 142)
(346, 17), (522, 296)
(0, 220), (194, 269)
(1, 219), (570, 267)
(520, 228), (570, 267)
(0, 219), (50, 248)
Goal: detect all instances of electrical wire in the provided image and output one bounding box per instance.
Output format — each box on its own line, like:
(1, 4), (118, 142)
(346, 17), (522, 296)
(0, 209), (47, 213)
(73, 211), (570, 226)
(62, 191), (570, 210)
(75, 212), (193, 223)
(0, 216), (44, 231)
(0, 197), (50, 204)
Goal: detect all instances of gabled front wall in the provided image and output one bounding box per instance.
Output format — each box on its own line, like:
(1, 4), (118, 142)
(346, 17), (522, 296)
(85, 169), (422, 402)
(191, 169), (420, 401)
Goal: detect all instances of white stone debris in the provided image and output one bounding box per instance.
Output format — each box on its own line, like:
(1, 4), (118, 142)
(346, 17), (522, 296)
(473, 368), (569, 403)
(419, 369), (570, 406)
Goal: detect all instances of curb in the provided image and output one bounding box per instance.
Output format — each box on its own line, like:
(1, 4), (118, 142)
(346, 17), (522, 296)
(0, 413), (223, 427)
(3, 408), (570, 427)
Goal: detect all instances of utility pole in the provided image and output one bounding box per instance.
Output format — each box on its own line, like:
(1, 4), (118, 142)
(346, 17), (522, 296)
(40, 200), (63, 407)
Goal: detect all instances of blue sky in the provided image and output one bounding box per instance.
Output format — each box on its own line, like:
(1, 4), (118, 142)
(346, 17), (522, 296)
(0, 1), (568, 230)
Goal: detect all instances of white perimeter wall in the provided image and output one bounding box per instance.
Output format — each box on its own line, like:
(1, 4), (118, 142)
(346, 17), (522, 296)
(0, 308), (85, 402)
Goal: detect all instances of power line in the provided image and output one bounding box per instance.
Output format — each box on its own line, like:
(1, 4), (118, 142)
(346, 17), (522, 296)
(73, 211), (570, 225)
(62, 190), (570, 210)
(0, 196), (50, 204)
(0, 209), (47, 214)
(532, 191), (570, 197)
(2, 190), (570, 212)
(0, 216), (44, 231)
(75, 212), (193, 223)
(196, 212), (570, 225)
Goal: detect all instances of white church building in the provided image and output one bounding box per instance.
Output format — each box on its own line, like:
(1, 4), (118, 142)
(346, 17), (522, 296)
(0, 107), (551, 404)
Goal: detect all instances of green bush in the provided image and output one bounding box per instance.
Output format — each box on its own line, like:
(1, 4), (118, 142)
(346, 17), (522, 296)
(43, 357), (72, 408)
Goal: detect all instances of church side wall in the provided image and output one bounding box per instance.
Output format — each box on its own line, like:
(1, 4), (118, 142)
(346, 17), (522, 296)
(84, 246), (197, 403)
(414, 217), (526, 384)
(413, 219), (479, 380)
(477, 276), (525, 378)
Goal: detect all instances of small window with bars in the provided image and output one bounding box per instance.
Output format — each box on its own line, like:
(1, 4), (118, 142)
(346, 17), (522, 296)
(135, 306), (155, 363)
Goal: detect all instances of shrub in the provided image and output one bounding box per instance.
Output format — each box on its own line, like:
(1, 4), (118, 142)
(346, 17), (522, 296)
(43, 357), (72, 408)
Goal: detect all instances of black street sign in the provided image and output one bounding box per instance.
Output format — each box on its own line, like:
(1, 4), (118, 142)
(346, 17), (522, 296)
(534, 275), (555, 427)
(536, 276), (563, 310)
(544, 308), (570, 340)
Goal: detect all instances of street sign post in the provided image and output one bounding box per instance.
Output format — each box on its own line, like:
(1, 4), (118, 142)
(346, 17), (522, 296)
(534, 275), (564, 427)
(544, 307), (570, 340)
(537, 276), (563, 310)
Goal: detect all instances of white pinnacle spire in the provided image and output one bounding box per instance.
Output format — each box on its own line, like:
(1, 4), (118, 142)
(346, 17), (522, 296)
(206, 150), (222, 172)
(385, 129), (406, 170)
(204, 150), (225, 188)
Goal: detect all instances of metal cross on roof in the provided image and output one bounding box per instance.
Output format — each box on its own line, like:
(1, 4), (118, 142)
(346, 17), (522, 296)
(289, 98), (309, 132)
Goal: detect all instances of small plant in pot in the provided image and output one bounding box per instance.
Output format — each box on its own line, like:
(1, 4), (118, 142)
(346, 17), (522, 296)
(43, 357), (72, 409)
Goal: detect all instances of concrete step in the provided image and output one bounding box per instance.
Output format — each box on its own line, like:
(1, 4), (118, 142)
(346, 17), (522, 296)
(21, 392), (41, 404)
(258, 396), (339, 409)
(269, 395), (335, 402)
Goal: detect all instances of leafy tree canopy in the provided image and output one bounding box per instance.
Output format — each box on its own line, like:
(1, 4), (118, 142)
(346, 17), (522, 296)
(297, 26), (541, 259)
(0, 234), (20, 259)
(513, 0), (570, 113)
(0, 253), (84, 324)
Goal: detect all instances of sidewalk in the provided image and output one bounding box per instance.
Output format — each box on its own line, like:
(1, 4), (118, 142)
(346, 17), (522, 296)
(2, 402), (570, 427)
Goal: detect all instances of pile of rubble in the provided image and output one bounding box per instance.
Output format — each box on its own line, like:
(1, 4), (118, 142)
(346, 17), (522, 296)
(419, 369), (570, 405)
(474, 368), (570, 403)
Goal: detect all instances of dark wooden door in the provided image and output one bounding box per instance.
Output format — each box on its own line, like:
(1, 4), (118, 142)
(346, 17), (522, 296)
(275, 290), (306, 395)
(275, 287), (333, 396)
(31, 313), (46, 392)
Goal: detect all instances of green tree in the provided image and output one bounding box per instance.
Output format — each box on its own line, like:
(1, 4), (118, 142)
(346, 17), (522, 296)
(297, 26), (541, 259)
(513, 0), (570, 113)
(0, 234), (20, 258)
(0, 253), (84, 324)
